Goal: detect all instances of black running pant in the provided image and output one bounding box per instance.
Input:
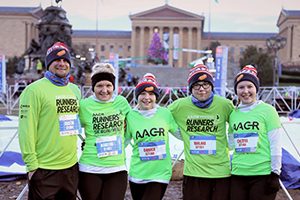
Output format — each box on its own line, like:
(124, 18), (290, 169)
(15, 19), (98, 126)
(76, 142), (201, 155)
(78, 170), (127, 200)
(28, 163), (79, 200)
(182, 175), (230, 200)
(129, 181), (168, 200)
(230, 175), (278, 200)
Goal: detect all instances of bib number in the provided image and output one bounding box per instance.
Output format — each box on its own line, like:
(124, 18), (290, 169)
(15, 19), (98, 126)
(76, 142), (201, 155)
(234, 133), (259, 153)
(138, 140), (166, 161)
(190, 135), (216, 155)
(59, 114), (81, 136)
(96, 135), (122, 158)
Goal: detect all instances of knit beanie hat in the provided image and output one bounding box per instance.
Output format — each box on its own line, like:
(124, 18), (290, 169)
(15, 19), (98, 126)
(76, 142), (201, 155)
(91, 63), (116, 92)
(234, 65), (260, 94)
(45, 42), (71, 69)
(187, 64), (214, 93)
(135, 73), (160, 98)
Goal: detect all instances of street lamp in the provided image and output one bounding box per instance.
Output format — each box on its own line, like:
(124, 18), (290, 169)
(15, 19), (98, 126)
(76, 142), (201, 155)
(266, 35), (287, 86)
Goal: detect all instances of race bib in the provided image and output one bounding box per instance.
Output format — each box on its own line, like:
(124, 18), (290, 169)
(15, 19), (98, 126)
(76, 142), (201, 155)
(138, 140), (166, 161)
(96, 135), (122, 158)
(234, 133), (259, 153)
(190, 135), (216, 155)
(59, 114), (81, 136)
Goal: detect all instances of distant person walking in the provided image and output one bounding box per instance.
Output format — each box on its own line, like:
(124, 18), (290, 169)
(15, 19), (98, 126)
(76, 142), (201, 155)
(228, 65), (282, 200)
(18, 42), (81, 200)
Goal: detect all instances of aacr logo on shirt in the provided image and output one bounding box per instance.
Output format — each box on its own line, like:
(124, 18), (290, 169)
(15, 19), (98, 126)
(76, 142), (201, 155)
(136, 128), (165, 139)
(233, 121), (259, 131)
(56, 97), (78, 113)
(19, 104), (30, 119)
(92, 112), (123, 135)
(185, 115), (218, 133)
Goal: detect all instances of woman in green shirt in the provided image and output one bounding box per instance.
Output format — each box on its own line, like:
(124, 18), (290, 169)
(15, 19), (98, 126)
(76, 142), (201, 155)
(228, 65), (282, 200)
(78, 63), (131, 200)
(126, 73), (179, 200)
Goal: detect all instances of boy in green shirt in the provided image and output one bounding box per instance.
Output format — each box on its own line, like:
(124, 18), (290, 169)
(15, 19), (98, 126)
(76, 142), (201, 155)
(168, 64), (233, 200)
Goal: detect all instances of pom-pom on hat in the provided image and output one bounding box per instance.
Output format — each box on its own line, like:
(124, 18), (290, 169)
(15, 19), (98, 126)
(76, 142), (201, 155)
(135, 73), (159, 98)
(45, 42), (71, 69)
(234, 65), (260, 94)
(187, 64), (214, 92)
(91, 63), (116, 92)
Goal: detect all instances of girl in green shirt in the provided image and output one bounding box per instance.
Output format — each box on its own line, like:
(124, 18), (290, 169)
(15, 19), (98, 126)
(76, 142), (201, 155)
(126, 73), (179, 200)
(228, 65), (282, 200)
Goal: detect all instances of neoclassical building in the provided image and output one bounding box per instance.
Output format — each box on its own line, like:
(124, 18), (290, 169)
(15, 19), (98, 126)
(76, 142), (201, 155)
(0, 4), (299, 85)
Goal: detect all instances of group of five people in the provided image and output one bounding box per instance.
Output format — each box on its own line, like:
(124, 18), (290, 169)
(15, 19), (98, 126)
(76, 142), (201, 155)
(18, 42), (282, 200)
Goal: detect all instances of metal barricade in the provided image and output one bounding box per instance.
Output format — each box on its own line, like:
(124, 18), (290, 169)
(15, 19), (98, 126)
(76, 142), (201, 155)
(3, 85), (300, 115)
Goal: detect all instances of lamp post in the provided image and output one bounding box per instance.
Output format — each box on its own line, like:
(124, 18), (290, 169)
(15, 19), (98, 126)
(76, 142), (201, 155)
(266, 35), (287, 86)
(88, 47), (96, 64)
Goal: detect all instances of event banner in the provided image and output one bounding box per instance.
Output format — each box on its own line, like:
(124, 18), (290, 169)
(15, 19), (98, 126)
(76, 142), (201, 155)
(173, 33), (179, 60)
(0, 55), (6, 94)
(109, 52), (119, 94)
(214, 46), (228, 96)
(163, 32), (169, 61)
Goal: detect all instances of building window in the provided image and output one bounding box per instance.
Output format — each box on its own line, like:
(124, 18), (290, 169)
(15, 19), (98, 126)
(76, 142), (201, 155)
(101, 45), (105, 51)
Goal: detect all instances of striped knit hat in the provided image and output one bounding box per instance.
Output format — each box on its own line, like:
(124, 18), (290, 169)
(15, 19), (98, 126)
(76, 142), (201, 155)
(135, 73), (159, 98)
(187, 64), (214, 92)
(45, 42), (71, 69)
(234, 65), (260, 94)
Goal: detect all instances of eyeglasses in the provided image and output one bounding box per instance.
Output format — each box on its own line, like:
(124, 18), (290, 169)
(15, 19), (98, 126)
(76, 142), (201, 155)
(192, 82), (211, 90)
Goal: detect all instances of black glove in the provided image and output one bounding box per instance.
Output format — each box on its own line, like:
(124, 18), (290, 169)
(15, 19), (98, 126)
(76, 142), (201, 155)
(81, 141), (85, 151)
(265, 172), (280, 194)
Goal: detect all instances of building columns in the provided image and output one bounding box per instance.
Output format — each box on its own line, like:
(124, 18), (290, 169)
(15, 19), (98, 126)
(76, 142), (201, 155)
(168, 27), (174, 67)
(140, 27), (144, 64)
(131, 26), (136, 63)
(188, 27), (193, 65)
(178, 27), (183, 67)
(197, 28), (201, 51)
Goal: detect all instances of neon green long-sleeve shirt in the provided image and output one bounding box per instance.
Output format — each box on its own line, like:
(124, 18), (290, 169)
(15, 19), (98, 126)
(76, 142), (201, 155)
(18, 77), (81, 172)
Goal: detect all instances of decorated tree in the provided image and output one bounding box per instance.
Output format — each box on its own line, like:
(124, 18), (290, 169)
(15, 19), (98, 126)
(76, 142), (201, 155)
(147, 32), (168, 65)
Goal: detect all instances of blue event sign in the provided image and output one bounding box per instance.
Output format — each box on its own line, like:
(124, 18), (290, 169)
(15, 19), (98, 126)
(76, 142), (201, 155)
(214, 46), (228, 96)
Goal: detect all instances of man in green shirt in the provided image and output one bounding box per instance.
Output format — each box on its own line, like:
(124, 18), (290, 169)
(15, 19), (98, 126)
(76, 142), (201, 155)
(168, 64), (233, 200)
(18, 42), (81, 200)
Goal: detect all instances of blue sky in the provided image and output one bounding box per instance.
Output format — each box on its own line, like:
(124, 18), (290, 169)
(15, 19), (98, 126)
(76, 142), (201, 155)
(1, 0), (300, 33)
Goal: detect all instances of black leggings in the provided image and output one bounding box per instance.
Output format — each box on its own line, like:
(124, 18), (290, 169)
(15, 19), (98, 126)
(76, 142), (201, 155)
(182, 175), (230, 200)
(230, 175), (278, 200)
(129, 181), (168, 200)
(78, 170), (127, 200)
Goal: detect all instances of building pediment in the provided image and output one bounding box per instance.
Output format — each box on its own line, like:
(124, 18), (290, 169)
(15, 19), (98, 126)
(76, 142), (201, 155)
(130, 4), (204, 21)
(277, 9), (300, 27)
